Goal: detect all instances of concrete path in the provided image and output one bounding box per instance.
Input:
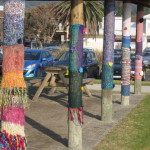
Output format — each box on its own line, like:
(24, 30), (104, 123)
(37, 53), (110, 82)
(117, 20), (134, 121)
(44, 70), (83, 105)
(87, 84), (150, 93)
(25, 87), (147, 150)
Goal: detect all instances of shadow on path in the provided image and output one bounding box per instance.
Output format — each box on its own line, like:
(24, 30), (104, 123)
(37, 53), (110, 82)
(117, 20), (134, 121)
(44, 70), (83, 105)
(25, 116), (68, 147)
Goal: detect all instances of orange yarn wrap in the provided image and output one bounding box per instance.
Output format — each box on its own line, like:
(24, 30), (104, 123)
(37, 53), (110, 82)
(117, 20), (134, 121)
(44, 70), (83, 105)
(1, 72), (26, 88)
(2, 45), (26, 88)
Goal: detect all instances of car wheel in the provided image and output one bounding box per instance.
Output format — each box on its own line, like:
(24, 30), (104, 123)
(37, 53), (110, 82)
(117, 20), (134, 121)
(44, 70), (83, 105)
(37, 68), (43, 77)
(95, 67), (101, 79)
(142, 71), (146, 81)
(83, 71), (88, 79)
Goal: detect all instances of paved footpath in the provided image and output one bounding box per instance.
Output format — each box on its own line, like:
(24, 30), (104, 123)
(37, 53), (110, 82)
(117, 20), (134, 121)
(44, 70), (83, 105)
(87, 84), (150, 93)
(25, 87), (147, 150)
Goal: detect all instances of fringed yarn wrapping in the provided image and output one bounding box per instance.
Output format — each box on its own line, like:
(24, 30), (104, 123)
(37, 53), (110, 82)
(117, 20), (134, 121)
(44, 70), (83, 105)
(69, 107), (84, 125)
(0, 87), (28, 109)
(0, 130), (27, 150)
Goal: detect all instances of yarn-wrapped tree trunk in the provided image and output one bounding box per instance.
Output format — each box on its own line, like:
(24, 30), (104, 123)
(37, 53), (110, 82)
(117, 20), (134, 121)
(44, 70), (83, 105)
(101, 0), (115, 122)
(0, 0), (28, 149)
(121, 1), (131, 105)
(68, 0), (84, 150)
(134, 5), (144, 94)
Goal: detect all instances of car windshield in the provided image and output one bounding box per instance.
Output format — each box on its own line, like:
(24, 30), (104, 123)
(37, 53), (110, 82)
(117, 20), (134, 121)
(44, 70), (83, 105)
(24, 51), (41, 60)
(114, 54), (121, 63)
(114, 49), (122, 54)
(143, 51), (150, 56)
(0, 53), (2, 60)
(59, 51), (87, 62)
(131, 54), (135, 64)
(59, 51), (69, 61)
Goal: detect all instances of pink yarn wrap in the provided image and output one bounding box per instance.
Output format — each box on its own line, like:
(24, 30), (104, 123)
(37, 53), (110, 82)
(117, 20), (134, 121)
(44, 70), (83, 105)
(1, 107), (25, 126)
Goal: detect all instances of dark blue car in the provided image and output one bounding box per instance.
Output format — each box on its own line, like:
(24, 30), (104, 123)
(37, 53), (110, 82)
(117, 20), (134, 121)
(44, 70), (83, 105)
(24, 49), (55, 77)
(53, 50), (100, 78)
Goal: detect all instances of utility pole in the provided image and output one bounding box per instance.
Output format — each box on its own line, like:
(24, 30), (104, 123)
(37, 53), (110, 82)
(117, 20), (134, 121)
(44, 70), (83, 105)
(101, 0), (115, 122)
(68, 0), (84, 150)
(121, 0), (131, 105)
(134, 4), (144, 94)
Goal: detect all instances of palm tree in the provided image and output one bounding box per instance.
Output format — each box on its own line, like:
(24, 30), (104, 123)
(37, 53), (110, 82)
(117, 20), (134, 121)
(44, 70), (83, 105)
(54, 1), (104, 35)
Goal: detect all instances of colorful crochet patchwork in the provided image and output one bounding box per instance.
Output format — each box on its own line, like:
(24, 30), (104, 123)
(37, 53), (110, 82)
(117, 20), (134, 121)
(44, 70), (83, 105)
(0, 130), (27, 150)
(1, 0), (27, 149)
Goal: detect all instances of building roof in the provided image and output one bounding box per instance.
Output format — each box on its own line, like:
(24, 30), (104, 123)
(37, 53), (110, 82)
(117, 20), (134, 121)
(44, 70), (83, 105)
(144, 14), (150, 19)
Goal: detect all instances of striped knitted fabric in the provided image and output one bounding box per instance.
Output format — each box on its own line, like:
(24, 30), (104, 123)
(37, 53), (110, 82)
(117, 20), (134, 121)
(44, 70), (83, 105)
(0, 0), (27, 149)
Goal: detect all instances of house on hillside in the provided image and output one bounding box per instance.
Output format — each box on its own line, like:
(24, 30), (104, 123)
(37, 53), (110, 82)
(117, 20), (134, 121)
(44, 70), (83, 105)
(144, 14), (150, 47)
(84, 15), (150, 51)
(55, 14), (150, 52)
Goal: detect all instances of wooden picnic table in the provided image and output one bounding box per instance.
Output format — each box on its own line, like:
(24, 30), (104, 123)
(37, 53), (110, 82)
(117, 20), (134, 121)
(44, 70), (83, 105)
(31, 66), (95, 101)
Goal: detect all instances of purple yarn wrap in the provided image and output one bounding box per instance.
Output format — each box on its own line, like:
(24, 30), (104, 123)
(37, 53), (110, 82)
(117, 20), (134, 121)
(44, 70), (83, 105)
(70, 24), (84, 70)
(103, 2), (115, 64)
(4, 0), (25, 45)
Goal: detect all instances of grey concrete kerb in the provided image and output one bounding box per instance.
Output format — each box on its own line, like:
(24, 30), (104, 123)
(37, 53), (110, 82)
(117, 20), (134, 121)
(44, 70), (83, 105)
(87, 84), (150, 93)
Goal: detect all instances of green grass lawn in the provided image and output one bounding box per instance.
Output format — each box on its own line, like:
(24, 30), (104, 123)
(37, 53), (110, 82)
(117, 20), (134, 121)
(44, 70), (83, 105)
(93, 80), (150, 86)
(24, 77), (150, 86)
(93, 94), (150, 150)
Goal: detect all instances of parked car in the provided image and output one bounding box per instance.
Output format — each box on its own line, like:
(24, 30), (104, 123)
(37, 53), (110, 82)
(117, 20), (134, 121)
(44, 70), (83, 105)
(142, 48), (150, 69)
(53, 49), (100, 79)
(114, 49), (122, 54)
(24, 49), (55, 77)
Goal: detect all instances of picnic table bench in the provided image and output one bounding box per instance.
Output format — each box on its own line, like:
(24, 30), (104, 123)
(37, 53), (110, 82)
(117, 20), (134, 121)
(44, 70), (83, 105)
(29, 67), (95, 101)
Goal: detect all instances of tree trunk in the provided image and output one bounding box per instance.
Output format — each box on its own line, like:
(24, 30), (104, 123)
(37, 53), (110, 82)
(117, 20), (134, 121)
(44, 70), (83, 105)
(0, 0), (28, 149)
(121, 1), (131, 105)
(101, 0), (115, 122)
(134, 5), (144, 95)
(68, 0), (84, 149)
